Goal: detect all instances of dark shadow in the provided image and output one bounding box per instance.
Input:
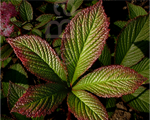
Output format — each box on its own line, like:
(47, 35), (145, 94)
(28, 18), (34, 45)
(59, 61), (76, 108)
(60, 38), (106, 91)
(134, 40), (149, 58)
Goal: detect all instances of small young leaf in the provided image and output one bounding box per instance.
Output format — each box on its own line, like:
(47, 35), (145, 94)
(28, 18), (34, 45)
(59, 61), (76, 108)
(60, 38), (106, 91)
(61, 1), (109, 85)
(115, 15), (149, 67)
(67, 90), (108, 120)
(114, 21), (127, 29)
(12, 20), (23, 28)
(98, 44), (111, 66)
(127, 2), (148, 19)
(19, 0), (33, 21)
(122, 86), (150, 113)
(11, 83), (68, 117)
(0, 44), (13, 61)
(45, 0), (67, 3)
(2, 63), (29, 96)
(35, 14), (54, 28)
(22, 23), (33, 30)
(52, 38), (61, 55)
(73, 65), (147, 98)
(131, 57), (150, 83)
(67, 0), (83, 15)
(0, 57), (12, 68)
(32, 28), (42, 37)
(6, 35), (67, 83)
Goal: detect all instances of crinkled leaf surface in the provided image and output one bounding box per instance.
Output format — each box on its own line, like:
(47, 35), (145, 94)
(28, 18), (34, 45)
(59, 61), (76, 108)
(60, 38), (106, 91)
(11, 83), (68, 117)
(67, 0), (83, 14)
(73, 65), (147, 97)
(127, 2), (147, 19)
(98, 44), (111, 66)
(35, 14), (54, 28)
(7, 35), (67, 83)
(19, 0), (33, 21)
(67, 90), (108, 120)
(131, 57), (150, 83)
(122, 86), (150, 113)
(115, 15), (149, 67)
(2, 63), (29, 97)
(62, 1), (109, 85)
(0, 44), (13, 61)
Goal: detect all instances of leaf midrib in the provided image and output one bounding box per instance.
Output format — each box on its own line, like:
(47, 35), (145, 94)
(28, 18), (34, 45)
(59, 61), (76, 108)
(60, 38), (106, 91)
(14, 40), (61, 80)
(71, 7), (99, 84)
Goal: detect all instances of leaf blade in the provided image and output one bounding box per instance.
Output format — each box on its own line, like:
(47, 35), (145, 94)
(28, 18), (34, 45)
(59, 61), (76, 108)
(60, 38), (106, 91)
(11, 83), (68, 117)
(115, 15), (149, 67)
(67, 90), (108, 120)
(6, 35), (67, 83)
(62, 1), (109, 85)
(122, 86), (150, 113)
(73, 65), (147, 98)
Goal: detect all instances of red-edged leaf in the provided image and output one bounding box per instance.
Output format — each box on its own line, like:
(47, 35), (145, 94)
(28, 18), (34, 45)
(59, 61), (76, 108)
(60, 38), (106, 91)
(6, 35), (67, 83)
(73, 65), (147, 98)
(11, 83), (68, 117)
(0, 44), (13, 61)
(67, 90), (108, 120)
(61, 0), (109, 85)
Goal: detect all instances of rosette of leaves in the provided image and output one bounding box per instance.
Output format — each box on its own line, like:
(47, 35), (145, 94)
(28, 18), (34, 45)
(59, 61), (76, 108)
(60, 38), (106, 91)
(6, 1), (147, 119)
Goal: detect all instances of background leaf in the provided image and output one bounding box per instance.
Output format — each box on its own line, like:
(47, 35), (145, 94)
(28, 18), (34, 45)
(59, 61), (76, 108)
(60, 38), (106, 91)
(52, 38), (61, 55)
(127, 2), (148, 19)
(35, 14), (54, 28)
(98, 44), (111, 66)
(45, 0), (67, 3)
(66, 0), (83, 15)
(131, 57), (150, 84)
(11, 83), (68, 117)
(22, 23), (33, 30)
(0, 44), (13, 61)
(114, 21), (127, 29)
(0, 57), (12, 68)
(67, 90), (108, 120)
(2, 63), (29, 97)
(62, 1), (109, 85)
(19, 0), (33, 21)
(122, 86), (149, 113)
(73, 65), (147, 97)
(115, 15), (149, 67)
(7, 35), (67, 83)
(31, 28), (42, 37)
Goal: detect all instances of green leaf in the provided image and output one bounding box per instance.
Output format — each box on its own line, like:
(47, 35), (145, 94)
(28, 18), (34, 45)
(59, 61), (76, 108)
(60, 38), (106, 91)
(67, 90), (108, 120)
(19, 0), (33, 21)
(22, 23), (33, 30)
(98, 44), (111, 66)
(32, 28), (42, 37)
(131, 57), (150, 83)
(45, 0), (67, 3)
(36, 14), (54, 28)
(114, 21), (127, 29)
(6, 35), (67, 83)
(11, 0), (22, 5)
(61, 1), (109, 85)
(11, 83), (68, 117)
(2, 63), (29, 96)
(73, 65), (147, 97)
(0, 57), (12, 68)
(0, 44), (13, 61)
(32, 116), (44, 120)
(127, 2), (148, 19)
(106, 98), (116, 118)
(52, 38), (61, 55)
(12, 21), (23, 28)
(115, 15), (149, 67)
(122, 86), (150, 113)
(8, 81), (26, 109)
(67, 0), (83, 15)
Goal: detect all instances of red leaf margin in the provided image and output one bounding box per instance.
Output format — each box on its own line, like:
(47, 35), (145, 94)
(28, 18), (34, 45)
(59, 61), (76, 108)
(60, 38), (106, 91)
(73, 65), (148, 98)
(61, 0), (110, 84)
(6, 35), (67, 83)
